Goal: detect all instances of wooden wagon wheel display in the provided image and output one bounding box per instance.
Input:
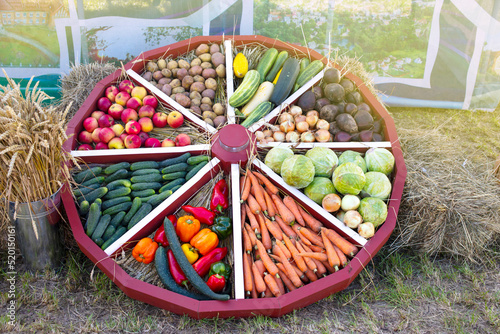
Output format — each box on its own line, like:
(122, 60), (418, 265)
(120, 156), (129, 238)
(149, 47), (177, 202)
(61, 35), (406, 318)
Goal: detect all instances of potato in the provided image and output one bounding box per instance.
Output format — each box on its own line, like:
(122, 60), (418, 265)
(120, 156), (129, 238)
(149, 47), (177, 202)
(189, 91), (202, 100)
(191, 98), (201, 107)
(157, 59), (167, 70)
(178, 59), (190, 70)
(152, 70), (163, 81)
(205, 78), (217, 91)
(336, 113), (358, 134)
(190, 105), (202, 116)
(176, 68), (188, 81)
(167, 60), (178, 70)
(171, 68), (179, 77)
(175, 93), (191, 108)
(182, 75), (194, 90)
(201, 96), (213, 106)
(202, 68), (217, 79)
(216, 64), (226, 78)
(210, 43), (220, 54)
(200, 104), (213, 112)
(201, 61), (213, 69)
(156, 83), (163, 90)
(201, 89), (215, 100)
(161, 84), (172, 96)
(146, 61), (158, 72)
(199, 53), (212, 63)
(297, 91), (316, 111)
(213, 115), (226, 127)
(212, 102), (225, 116)
(190, 81), (205, 93)
(202, 110), (217, 120)
(142, 71), (153, 81)
(319, 104), (340, 122)
(158, 77), (171, 85)
(204, 117), (215, 126)
(211, 52), (225, 68)
(195, 43), (209, 56)
(191, 58), (202, 67)
(161, 68), (172, 78)
(354, 110), (374, 130)
(189, 65), (203, 77)
(170, 78), (181, 89)
(193, 75), (205, 83)
(172, 86), (185, 94)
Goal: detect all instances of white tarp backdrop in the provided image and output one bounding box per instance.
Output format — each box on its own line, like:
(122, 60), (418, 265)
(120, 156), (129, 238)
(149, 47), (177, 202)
(1, 0), (499, 110)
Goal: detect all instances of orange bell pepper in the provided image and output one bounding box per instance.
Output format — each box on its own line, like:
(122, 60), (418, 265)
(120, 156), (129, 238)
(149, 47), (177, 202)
(176, 215), (201, 242)
(132, 237), (158, 264)
(190, 228), (219, 256)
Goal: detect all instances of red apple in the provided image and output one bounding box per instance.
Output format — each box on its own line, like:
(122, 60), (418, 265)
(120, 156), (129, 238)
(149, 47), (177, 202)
(119, 133), (128, 142)
(152, 112), (168, 128)
(105, 85), (119, 102)
(111, 124), (125, 136)
(126, 96), (143, 110)
(91, 128), (102, 143)
(115, 91), (130, 106)
(125, 120), (141, 135)
(124, 134), (141, 149)
(121, 108), (138, 123)
(145, 138), (161, 148)
(167, 110), (184, 128)
(97, 97), (112, 112)
(98, 114), (115, 128)
(108, 137), (125, 149)
(138, 117), (153, 133)
(83, 117), (98, 133)
(77, 144), (93, 150)
(138, 131), (149, 145)
(175, 133), (191, 146)
(131, 86), (147, 100)
(161, 138), (175, 147)
(95, 142), (109, 150)
(119, 80), (134, 94)
(78, 130), (93, 144)
(138, 105), (155, 118)
(142, 95), (158, 109)
(108, 103), (124, 120)
(98, 127), (115, 144)
(91, 110), (105, 121)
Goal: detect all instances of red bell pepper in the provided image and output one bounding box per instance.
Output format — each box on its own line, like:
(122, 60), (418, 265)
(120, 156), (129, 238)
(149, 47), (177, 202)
(167, 249), (188, 288)
(210, 179), (229, 215)
(182, 205), (215, 226)
(154, 215), (177, 247)
(192, 247), (228, 277)
(206, 274), (225, 293)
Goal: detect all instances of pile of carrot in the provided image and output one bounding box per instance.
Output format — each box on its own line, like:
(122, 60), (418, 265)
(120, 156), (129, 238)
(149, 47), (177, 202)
(240, 169), (359, 298)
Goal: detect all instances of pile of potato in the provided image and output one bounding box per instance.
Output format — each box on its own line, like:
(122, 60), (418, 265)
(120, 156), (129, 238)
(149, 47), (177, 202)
(141, 43), (227, 128)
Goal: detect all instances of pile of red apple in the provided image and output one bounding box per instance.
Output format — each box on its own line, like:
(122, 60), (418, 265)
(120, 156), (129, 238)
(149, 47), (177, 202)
(77, 79), (191, 150)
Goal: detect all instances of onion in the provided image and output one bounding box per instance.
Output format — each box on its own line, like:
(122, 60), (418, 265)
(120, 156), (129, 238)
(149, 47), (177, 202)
(315, 119), (330, 130)
(279, 112), (294, 124)
(314, 129), (331, 142)
(322, 193), (341, 212)
(306, 114), (318, 128)
(344, 210), (363, 229)
(296, 121), (309, 133)
(255, 131), (265, 141)
(294, 115), (306, 123)
(358, 222), (375, 238)
(336, 210), (346, 223)
(272, 131), (285, 142)
(263, 129), (273, 137)
(301, 131), (315, 142)
(280, 120), (295, 133)
(289, 105), (303, 117)
(341, 194), (360, 211)
(306, 110), (319, 118)
(285, 131), (300, 143)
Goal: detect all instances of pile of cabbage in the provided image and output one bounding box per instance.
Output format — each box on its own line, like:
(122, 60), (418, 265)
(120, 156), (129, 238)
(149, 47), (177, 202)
(264, 146), (395, 238)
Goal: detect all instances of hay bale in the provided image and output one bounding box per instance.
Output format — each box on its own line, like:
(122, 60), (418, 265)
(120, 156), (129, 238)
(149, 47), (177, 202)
(59, 62), (118, 120)
(390, 127), (500, 262)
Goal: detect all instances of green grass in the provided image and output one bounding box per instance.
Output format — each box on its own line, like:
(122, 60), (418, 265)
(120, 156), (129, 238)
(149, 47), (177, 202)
(0, 38), (54, 66)
(5, 26), (60, 55)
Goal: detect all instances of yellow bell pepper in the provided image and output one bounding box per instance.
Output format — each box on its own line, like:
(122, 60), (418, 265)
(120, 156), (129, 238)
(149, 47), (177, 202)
(181, 243), (199, 264)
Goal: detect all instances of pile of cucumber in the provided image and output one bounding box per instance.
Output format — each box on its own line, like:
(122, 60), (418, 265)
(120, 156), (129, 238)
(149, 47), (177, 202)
(72, 153), (211, 250)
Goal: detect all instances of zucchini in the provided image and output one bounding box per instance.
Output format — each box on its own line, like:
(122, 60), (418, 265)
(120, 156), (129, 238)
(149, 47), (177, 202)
(79, 187), (108, 204)
(72, 183), (100, 197)
(159, 178), (185, 193)
(186, 155), (210, 166)
(73, 167), (102, 184)
(154, 246), (210, 300)
(123, 197), (142, 225)
(85, 200), (102, 237)
(109, 211), (126, 227)
(106, 179), (131, 191)
(102, 225), (116, 241)
(131, 182), (162, 191)
(293, 59), (324, 92)
(82, 176), (105, 187)
(131, 189), (156, 198)
(103, 187), (131, 200)
(162, 171), (187, 181)
(159, 153), (191, 168)
(185, 161), (208, 181)
(240, 81), (274, 117)
(147, 190), (173, 208)
(255, 47), (278, 84)
(130, 161), (159, 171)
(228, 70), (260, 108)
(131, 168), (160, 176)
(127, 203), (153, 230)
(240, 101), (272, 128)
(130, 174), (162, 183)
(102, 202), (133, 216)
(265, 50), (288, 82)
(299, 57), (310, 73)
(105, 169), (129, 183)
(101, 226), (127, 250)
(104, 162), (130, 175)
(79, 200), (90, 216)
(163, 217), (230, 300)
(270, 57), (300, 106)
(91, 214), (111, 240)
(161, 163), (188, 174)
(102, 196), (131, 210)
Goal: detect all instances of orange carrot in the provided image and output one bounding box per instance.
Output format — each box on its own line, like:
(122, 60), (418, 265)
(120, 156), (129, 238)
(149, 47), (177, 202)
(304, 268), (318, 282)
(254, 171), (279, 195)
(296, 252), (328, 262)
(264, 272), (282, 297)
(255, 239), (279, 276)
(322, 260), (337, 274)
(265, 217), (283, 241)
(243, 252), (253, 296)
(276, 240), (291, 259)
(250, 276), (258, 299)
(275, 216), (297, 239)
(298, 226), (325, 247)
(244, 223), (258, 250)
(292, 224), (312, 246)
(296, 241), (317, 273)
(240, 203), (247, 228)
(248, 171), (267, 213)
(242, 227), (252, 254)
(254, 259), (265, 274)
(333, 244), (348, 267)
(276, 262), (302, 288)
(240, 174), (251, 202)
(245, 204), (260, 236)
(282, 234), (308, 274)
(274, 273), (286, 296)
(269, 253), (282, 263)
(258, 213), (272, 251)
(271, 194), (295, 225)
(247, 193), (261, 215)
(263, 190), (276, 218)
(252, 262), (266, 294)
(290, 263), (309, 283)
(298, 206), (323, 233)
(312, 258), (327, 277)
(322, 227), (358, 257)
(322, 228), (340, 268)
(306, 244), (325, 253)
(282, 196), (305, 226)
(278, 268), (297, 292)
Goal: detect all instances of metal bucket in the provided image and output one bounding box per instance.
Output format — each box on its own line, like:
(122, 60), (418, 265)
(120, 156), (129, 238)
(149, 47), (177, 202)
(8, 188), (64, 271)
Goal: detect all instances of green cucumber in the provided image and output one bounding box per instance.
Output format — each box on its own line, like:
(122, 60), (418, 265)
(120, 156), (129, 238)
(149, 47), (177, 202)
(131, 189), (156, 198)
(161, 163), (188, 174)
(187, 155), (210, 166)
(265, 50), (289, 82)
(131, 168), (160, 176)
(130, 161), (159, 171)
(127, 203), (153, 230)
(103, 187), (131, 200)
(147, 190), (173, 208)
(270, 57), (301, 106)
(104, 162), (130, 175)
(102, 196), (132, 210)
(109, 211), (126, 227)
(163, 217), (230, 300)
(79, 187), (108, 204)
(170, 184), (183, 193)
(79, 200), (90, 216)
(255, 47), (279, 84)
(293, 59), (324, 92)
(159, 178), (185, 193)
(130, 182), (162, 191)
(105, 169), (129, 183)
(136, 195), (157, 203)
(91, 214), (111, 240)
(185, 161), (208, 181)
(101, 227), (127, 250)
(299, 57), (310, 73)
(228, 70), (261, 107)
(72, 183), (100, 197)
(93, 237), (104, 247)
(82, 176), (105, 187)
(130, 174), (162, 183)
(123, 197), (142, 225)
(85, 200), (102, 237)
(74, 167), (102, 184)
(162, 171), (186, 181)
(240, 101), (272, 128)
(159, 153), (191, 168)
(106, 179), (132, 191)
(103, 202), (133, 216)
(102, 225), (116, 241)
